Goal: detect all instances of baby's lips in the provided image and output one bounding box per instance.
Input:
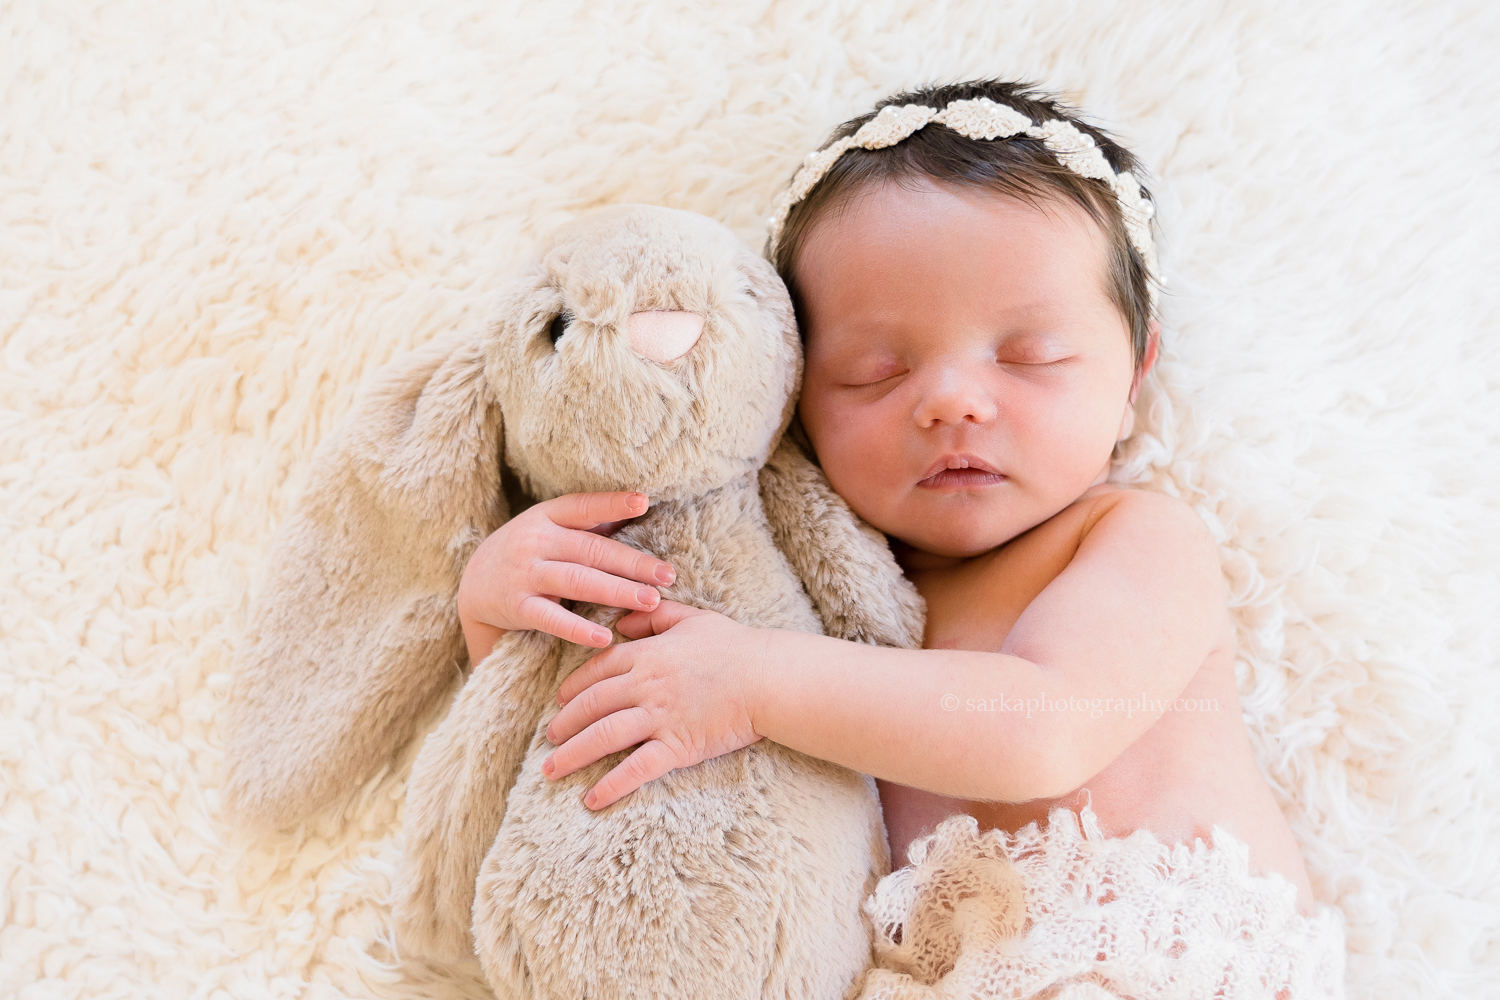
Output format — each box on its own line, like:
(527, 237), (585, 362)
(918, 452), (1005, 481)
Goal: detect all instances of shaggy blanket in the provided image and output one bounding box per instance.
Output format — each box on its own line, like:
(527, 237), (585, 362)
(2, 1), (1497, 998)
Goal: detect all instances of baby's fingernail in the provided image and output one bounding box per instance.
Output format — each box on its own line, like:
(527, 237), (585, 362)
(592, 629), (610, 644)
(627, 493), (646, 512)
(584, 789), (598, 808)
(654, 564), (675, 585)
(542, 755), (554, 776)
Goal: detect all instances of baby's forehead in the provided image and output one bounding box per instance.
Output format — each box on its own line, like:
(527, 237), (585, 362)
(795, 183), (1123, 336)
(816, 179), (1109, 263)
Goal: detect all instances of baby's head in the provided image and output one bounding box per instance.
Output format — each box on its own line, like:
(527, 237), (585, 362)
(767, 80), (1162, 568)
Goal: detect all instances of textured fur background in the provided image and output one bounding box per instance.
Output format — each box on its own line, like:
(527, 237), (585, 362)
(2, 1), (1497, 997)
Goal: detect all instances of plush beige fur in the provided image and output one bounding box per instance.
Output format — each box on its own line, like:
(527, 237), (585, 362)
(224, 204), (925, 999)
(223, 328), (506, 829)
(7, 5), (1496, 996)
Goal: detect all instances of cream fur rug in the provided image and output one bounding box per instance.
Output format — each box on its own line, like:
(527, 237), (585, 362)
(3, 1), (1497, 997)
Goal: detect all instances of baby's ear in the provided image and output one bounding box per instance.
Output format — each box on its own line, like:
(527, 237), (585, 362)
(224, 329), (508, 830)
(1121, 319), (1161, 441)
(1129, 318), (1161, 404)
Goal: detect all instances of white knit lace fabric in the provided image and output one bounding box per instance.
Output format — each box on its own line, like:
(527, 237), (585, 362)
(858, 802), (1347, 1000)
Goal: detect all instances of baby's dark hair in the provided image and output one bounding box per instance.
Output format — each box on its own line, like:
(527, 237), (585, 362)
(768, 79), (1157, 373)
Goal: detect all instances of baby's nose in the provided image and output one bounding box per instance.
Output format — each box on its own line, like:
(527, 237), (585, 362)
(628, 310), (703, 362)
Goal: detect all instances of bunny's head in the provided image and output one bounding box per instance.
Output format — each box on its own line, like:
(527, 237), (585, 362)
(483, 205), (800, 502)
(225, 205), (803, 829)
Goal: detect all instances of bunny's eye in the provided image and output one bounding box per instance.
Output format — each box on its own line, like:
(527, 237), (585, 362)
(548, 312), (572, 347)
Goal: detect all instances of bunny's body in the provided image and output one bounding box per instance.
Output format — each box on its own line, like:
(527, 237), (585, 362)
(226, 205), (924, 999)
(465, 481), (887, 999)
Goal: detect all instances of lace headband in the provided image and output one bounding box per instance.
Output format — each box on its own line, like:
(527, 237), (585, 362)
(766, 97), (1159, 309)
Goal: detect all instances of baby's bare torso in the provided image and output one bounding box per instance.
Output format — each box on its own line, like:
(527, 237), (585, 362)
(877, 486), (1319, 916)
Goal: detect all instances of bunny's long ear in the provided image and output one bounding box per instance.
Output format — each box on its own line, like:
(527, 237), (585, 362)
(392, 627), (562, 962)
(759, 416), (926, 651)
(224, 329), (508, 829)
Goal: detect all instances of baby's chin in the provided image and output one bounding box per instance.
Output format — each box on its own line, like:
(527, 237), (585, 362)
(883, 523), (1015, 569)
(847, 493), (1020, 567)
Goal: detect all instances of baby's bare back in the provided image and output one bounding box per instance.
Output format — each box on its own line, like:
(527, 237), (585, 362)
(879, 486), (1318, 916)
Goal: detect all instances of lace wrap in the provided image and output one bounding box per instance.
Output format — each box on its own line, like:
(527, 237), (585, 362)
(858, 804), (1347, 1000)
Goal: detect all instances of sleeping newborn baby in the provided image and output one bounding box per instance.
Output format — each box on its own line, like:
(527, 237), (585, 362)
(460, 80), (1348, 998)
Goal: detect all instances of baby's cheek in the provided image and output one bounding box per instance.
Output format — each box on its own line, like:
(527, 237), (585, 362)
(799, 388), (905, 504)
(1018, 386), (1115, 448)
(817, 429), (893, 514)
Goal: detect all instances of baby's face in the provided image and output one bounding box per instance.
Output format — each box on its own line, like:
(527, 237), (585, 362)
(794, 179), (1148, 569)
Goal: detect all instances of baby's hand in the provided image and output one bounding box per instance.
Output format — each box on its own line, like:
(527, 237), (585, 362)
(541, 600), (765, 810)
(456, 491), (677, 652)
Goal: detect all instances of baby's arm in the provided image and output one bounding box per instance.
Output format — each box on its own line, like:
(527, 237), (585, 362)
(748, 491), (1228, 802)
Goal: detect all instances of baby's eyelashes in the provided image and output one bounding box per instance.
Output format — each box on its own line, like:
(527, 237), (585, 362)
(1004, 357), (1072, 371)
(840, 363), (908, 388)
(845, 373), (906, 388)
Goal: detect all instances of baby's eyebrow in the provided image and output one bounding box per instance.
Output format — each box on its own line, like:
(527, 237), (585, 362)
(810, 313), (1094, 363)
(808, 328), (901, 361)
(816, 350), (899, 377)
(996, 330), (1074, 350)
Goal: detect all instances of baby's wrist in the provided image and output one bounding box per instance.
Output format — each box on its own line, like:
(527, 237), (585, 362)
(741, 625), (785, 740)
(455, 583), (498, 633)
(458, 596), (507, 647)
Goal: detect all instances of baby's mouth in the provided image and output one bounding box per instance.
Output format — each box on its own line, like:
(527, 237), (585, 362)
(918, 468), (1007, 489)
(917, 453), (1007, 489)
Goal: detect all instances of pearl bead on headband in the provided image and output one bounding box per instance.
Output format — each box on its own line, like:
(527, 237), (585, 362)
(766, 97), (1160, 310)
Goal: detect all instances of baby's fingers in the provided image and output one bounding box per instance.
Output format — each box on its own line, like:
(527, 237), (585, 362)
(583, 740), (679, 810)
(543, 491), (650, 532)
(532, 560), (664, 618)
(515, 594), (615, 648)
(555, 526), (675, 588)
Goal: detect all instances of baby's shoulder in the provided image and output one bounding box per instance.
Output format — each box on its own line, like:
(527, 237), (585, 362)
(1071, 484), (1207, 533)
(978, 487), (1217, 592)
(1067, 486), (1224, 589)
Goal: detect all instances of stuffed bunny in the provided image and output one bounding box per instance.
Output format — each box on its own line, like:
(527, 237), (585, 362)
(223, 204), (925, 999)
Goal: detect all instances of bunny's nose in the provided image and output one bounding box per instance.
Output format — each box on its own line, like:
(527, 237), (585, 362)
(628, 310), (704, 362)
